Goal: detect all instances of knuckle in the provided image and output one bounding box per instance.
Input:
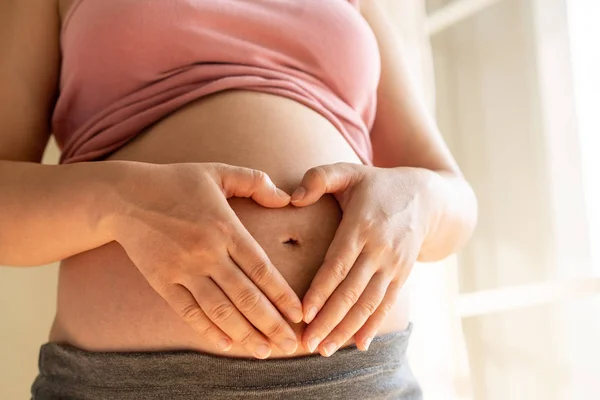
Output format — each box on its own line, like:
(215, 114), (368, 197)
(358, 221), (376, 240)
(247, 258), (274, 286)
(180, 303), (205, 324)
(335, 326), (354, 340)
(307, 289), (329, 306)
(234, 288), (262, 313)
(373, 237), (395, 253)
(398, 223), (416, 237)
(307, 166), (328, 185)
(265, 321), (286, 338)
(339, 288), (361, 307)
(357, 299), (379, 317)
(379, 302), (394, 316)
(201, 162), (220, 178)
(317, 320), (335, 334)
(208, 302), (235, 323)
(211, 217), (234, 236)
(389, 254), (404, 269)
(189, 243), (213, 261)
(376, 209), (396, 226)
(325, 258), (350, 281)
(149, 268), (177, 290)
(200, 323), (217, 338)
(210, 162), (227, 174)
(272, 291), (292, 308)
(252, 169), (270, 186)
(314, 319), (337, 335)
(180, 247), (217, 274)
(239, 329), (256, 346)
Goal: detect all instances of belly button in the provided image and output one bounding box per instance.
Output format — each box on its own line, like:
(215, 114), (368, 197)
(282, 237), (301, 246)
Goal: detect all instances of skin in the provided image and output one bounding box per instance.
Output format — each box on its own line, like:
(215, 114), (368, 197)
(1, 0), (305, 359)
(0, 0), (477, 360)
(295, 1), (479, 356)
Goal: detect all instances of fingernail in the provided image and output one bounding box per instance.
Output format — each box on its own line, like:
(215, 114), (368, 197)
(276, 188), (290, 199)
(254, 344), (271, 359)
(322, 342), (338, 357)
(217, 338), (231, 351)
(305, 306), (318, 324)
(291, 187), (306, 202)
(364, 337), (373, 351)
(280, 338), (298, 354)
(289, 307), (304, 323)
(307, 337), (321, 353)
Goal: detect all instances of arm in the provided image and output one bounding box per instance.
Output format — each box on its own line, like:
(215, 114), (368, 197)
(0, 159), (308, 358)
(360, 0), (478, 261)
(293, 2), (479, 355)
(0, 0), (58, 163)
(0, 0), (98, 265)
(0, 160), (133, 266)
(0, 0), (304, 357)
(0, 0), (117, 265)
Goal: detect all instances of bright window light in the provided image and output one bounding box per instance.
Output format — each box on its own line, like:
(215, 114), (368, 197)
(566, 1), (600, 272)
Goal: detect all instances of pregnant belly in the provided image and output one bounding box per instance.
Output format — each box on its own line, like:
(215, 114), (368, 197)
(50, 90), (409, 358)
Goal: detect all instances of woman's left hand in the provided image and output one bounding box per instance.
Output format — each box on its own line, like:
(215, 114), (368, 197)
(291, 162), (435, 357)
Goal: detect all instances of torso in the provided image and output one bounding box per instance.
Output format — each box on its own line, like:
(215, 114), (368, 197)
(50, 0), (409, 359)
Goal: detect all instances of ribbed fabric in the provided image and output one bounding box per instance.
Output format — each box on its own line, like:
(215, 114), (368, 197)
(53, 0), (381, 165)
(32, 324), (422, 400)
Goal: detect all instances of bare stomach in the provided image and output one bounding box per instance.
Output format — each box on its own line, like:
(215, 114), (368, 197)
(49, 90), (410, 358)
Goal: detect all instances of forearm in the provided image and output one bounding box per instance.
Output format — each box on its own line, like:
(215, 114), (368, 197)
(415, 168), (478, 262)
(0, 160), (130, 266)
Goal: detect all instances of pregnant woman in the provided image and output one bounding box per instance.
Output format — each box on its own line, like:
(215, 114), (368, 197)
(1, 0), (477, 398)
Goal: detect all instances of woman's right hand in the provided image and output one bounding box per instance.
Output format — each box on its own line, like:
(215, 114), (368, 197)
(105, 161), (303, 359)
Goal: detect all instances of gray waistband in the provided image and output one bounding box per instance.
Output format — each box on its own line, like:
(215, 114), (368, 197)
(33, 323), (421, 399)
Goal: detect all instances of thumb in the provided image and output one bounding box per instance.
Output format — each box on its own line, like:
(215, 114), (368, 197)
(216, 164), (290, 208)
(291, 163), (364, 206)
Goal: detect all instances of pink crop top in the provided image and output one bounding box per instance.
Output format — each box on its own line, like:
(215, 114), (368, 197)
(53, 0), (381, 165)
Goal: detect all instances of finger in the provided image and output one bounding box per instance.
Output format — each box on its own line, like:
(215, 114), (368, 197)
(191, 276), (273, 359)
(290, 163), (363, 206)
(318, 272), (390, 356)
(216, 164), (290, 208)
(302, 214), (363, 324)
(211, 255), (299, 355)
(354, 278), (404, 351)
(228, 223), (304, 323)
(302, 253), (375, 353)
(160, 283), (233, 352)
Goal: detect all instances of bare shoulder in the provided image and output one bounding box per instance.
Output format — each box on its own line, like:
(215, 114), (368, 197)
(0, 0), (61, 162)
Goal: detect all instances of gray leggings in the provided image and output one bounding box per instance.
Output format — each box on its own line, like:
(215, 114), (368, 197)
(32, 323), (422, 400)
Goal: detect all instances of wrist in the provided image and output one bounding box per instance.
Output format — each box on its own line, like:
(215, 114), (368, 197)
(407, 167), (477, 261)
(394, 166), (447, 246)
(83, 160), (150, 244)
